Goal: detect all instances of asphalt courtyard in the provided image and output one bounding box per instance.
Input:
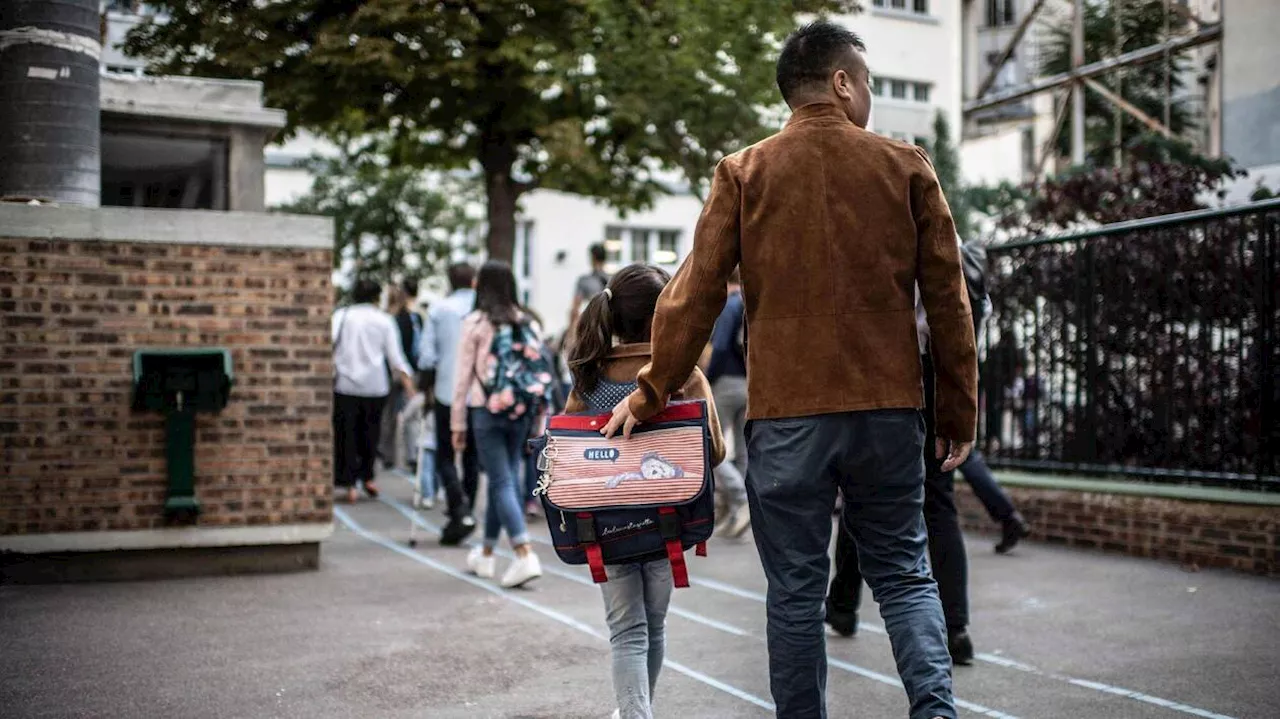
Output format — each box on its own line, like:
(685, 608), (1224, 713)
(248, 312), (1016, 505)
(2, 469), (1277, 719)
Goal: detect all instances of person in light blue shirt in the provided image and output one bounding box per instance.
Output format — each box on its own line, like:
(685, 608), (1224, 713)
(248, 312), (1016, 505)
(417, 263), (480, 545)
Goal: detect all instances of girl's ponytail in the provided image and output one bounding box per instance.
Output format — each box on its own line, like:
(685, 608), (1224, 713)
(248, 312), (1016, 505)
(568, 290), (614, 395)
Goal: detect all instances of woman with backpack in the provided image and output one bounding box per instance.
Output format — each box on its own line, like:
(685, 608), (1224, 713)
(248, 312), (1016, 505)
(452, 261), (549, 588)
(565, 264), (726, 719)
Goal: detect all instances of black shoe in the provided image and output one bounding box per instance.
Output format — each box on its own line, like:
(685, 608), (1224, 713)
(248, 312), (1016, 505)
(948, 629), (974, 666)
(824, 599), (858, 638)
(440, 515), (476, 546)
(995, 513), (1031, 554)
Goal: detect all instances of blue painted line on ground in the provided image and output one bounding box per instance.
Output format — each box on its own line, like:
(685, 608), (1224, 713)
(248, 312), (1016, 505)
(333, 505), (776, 712)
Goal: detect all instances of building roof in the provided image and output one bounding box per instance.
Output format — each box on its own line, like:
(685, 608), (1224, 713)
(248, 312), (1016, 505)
(100, 73), (287, 130)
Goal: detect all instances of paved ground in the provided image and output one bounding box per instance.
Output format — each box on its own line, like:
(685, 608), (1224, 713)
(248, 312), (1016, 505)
(2, 469), (1277, 719)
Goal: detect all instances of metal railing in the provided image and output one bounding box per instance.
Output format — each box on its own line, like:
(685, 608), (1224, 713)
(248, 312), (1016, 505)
(980, 198), (1280, 490)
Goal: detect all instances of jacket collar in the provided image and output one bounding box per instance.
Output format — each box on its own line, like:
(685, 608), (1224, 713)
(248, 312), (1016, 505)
(784, 101), (855, 130)
(608, 342), (652, 359)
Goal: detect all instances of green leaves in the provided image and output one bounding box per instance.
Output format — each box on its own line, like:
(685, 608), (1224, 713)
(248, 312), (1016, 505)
(126, 0), (860, 259)
(278, 138), (480, 287)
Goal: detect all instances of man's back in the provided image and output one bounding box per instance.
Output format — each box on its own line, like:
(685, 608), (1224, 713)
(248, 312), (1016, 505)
(420, 289), (476, 402)
(655, 102), (976, 439)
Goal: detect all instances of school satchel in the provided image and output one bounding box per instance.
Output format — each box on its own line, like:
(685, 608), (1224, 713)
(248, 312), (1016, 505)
(530, 400), (715, 588)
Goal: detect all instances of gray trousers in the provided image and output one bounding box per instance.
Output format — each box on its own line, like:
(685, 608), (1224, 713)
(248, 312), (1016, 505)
(712, 376), (749, 507)
(747, 410), (955, 719)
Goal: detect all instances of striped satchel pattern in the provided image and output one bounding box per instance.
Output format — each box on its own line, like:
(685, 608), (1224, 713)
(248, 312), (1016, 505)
(544, 426), (706, 510)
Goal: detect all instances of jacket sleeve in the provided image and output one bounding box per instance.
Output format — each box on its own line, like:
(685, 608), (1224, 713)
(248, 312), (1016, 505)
(911, 147), (978, 441)
(451, 316), (480, 432)
(629, 158), (742, 421)
(678, 368), (727, 466)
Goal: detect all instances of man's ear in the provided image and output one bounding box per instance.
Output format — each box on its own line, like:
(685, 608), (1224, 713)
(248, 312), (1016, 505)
(832, 69), (853, 100)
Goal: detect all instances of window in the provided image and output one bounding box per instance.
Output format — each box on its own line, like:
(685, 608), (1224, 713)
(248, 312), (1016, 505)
(603, 226), (624, 272)
(913, 82), (931, 102)
(874, 0), (929, 14)
(986, 0), (1015, 27)
(631, 229), (651, 263)
(914, 136), (930, 148)
(657, 230), (680, 264)
(100, 130), (228, 210)
(986, 51), (1018, 90)
(605, 227), (682, 268)
(872, 77), (885, 97)
(890, 80), (908, 99)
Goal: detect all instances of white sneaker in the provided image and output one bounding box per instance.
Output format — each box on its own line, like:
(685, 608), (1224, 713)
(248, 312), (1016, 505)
(466, 546), (496, 579)
(610, 710), (621, 719)
(500, 551), (542, 588)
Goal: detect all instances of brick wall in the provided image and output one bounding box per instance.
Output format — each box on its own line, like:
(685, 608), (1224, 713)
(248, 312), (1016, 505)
(0, 226), (333, 537)
(955, 482), (1279, 576)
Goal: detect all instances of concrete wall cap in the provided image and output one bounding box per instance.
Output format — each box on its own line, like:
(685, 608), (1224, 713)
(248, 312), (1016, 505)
(0, 204), (333, 249)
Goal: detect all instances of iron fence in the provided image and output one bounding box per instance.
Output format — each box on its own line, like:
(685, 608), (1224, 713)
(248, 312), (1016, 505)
(980, 198), (1280, 490)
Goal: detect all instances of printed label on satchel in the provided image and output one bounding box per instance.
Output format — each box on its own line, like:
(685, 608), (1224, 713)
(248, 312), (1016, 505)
(584, 447), (620, 462)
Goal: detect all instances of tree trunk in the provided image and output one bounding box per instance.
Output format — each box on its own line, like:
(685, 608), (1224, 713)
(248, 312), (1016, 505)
(481, 140), (522, 264)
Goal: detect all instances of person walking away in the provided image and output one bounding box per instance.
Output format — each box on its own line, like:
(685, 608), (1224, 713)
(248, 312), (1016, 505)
(390, 278), (426, 472)
(417, 263), (481, 545)
(826, 293), (973, 662)
(954, 241), (1030, 553)
(567, 243), (612, 347)
(706, 268), (751, 538)
(600, 21), (977, 719)
(452, 261), (547, 588)
(378, 285), (410, 469)
(566, 264), (727, 719)
(333, 278), (418, 504)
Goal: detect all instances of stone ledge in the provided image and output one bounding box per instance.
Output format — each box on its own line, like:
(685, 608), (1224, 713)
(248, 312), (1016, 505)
(0, 522), (333, 554)
(0, 204), (332, 249)
(992, 470), (1280, 507)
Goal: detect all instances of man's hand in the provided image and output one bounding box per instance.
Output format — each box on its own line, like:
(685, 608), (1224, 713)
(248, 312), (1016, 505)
(936, 438), (974, 473)
(601, 398), (641, 439)
(452, 431), (467, 453)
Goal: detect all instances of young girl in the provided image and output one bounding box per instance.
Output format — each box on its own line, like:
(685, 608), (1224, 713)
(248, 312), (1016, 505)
(566, 264), (726, 719)
(453, 260), (544, 588)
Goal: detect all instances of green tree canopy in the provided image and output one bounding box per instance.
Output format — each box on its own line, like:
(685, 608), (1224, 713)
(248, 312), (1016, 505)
(126, 0), (859, 262)
(1040, 0), (1194, 166)
(279, 140), (480, 291)
(923, 111), (974, 240)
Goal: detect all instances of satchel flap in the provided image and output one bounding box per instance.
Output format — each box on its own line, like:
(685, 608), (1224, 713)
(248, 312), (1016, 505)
(544, 426), (707, 511)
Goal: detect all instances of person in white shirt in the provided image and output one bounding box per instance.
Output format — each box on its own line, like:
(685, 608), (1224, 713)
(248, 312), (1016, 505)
(333, 278), (417, 504)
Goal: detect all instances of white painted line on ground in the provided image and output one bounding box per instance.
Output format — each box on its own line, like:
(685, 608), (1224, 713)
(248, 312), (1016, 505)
(977, 654), (1239, 719)
(384, 475), (1022, 718)
(399, 471), (1236, 719)
(381, 496), (752, 638)
(334, 505), (776, 713)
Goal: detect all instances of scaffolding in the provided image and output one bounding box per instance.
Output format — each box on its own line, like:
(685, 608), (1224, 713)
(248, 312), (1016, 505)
(963, 0), (1223, 170)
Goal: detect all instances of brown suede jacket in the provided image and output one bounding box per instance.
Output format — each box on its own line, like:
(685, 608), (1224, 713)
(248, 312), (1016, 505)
(628, 102), (979, 441)
(565, 343), (726, 466)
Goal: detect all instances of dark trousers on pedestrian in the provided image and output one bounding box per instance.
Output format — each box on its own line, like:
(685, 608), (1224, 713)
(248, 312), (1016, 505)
(829, 355), (971, 633)
(333, 392), (387, 489)
(434, 401), (478, 521)
(747, 409), (956, 719)
(959, 449), (1016, 524)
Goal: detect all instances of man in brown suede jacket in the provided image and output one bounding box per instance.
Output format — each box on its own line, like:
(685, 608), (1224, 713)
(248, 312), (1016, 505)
(603, 21), (976, 719)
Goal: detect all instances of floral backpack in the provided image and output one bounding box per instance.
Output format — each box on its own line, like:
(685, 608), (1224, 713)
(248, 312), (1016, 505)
(478, 320), (556, 420)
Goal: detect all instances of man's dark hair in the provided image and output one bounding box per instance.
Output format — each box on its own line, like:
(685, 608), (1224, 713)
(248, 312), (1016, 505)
(446, 262), (476, 292)
(352, 278), (381, 305)
(776, 21), (866, 105)
(589, 243), (607, 265)
(401, 276), (419, 298)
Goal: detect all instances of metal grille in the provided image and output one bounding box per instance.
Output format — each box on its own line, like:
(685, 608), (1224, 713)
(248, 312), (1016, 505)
(981, 199), (1279, 490)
